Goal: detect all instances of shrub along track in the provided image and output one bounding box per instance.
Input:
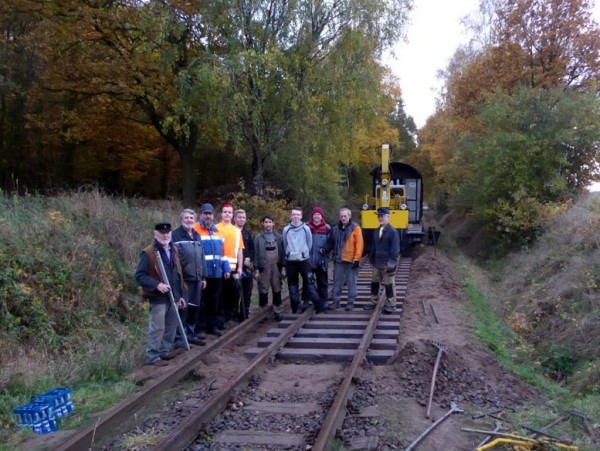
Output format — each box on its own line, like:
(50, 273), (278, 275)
(49, 260), (411, 451)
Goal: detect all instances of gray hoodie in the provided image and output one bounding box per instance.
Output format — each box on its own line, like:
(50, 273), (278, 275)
(282, 222), (312, 262)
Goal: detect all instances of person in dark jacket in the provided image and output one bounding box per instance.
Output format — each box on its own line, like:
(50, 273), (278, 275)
(135, 223), (187, 366)
(193, 203), (231, 337)
(364, 208), (400, 314)
(172, 209), (207, 345)
(330, 207), (364, 311)
(234, 209), (255, 321)
(304, 207), (333, 309)
(253, 214), (286, 320)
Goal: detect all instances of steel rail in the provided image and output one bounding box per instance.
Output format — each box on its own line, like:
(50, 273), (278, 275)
(152, 307), (314, 450)
(55, 305), (272, 451)
(310, 292), (385, 451)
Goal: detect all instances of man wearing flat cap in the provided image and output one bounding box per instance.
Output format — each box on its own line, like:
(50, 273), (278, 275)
(135, 222), (187, 366)
(364, 207), (400, 314)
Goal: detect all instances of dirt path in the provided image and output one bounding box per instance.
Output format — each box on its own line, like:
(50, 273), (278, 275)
(361, 245), (542, 450)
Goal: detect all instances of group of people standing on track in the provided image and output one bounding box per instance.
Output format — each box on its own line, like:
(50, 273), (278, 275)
(135, 204), (400, 367)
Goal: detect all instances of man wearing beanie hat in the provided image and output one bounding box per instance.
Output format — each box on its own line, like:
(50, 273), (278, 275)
(135, 223), (187, 366)
(304, 207), (334, 309)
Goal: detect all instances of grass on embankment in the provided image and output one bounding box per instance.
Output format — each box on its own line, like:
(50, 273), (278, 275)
(436, 192), (600, 449)
(0, 187), (294, 450)
(0, 189), (182, 449)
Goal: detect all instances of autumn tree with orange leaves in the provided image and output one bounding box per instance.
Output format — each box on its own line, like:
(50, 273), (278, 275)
(420, 0), (600, 250)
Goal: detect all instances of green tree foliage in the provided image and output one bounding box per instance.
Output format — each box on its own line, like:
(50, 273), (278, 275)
(1, 0), (415, 206)
(420, 0), (600, 250)
(452, 86), (600, 249)
(220, 0), (412, 202)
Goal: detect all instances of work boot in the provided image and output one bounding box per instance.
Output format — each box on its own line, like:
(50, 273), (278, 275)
(274, 312), (283, 321)
(345, 302), (354, 311)
(328, 301), (340, 310)
(147, 359), (168, 367)
(383, 305), (396, 314)
(159, 348), (184, 360)
(363, 303), (376, 310)
(188, 336), (206, 346)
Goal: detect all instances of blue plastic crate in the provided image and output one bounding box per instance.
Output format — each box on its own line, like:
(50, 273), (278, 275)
(13, 402), (58, 434)
(13, 386), (73, 434)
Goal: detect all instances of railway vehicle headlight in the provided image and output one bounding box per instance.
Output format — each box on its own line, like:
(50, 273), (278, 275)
(382, 179), (388, 186)
(362, 204), (369, 210)
(400, 204), (408, 210)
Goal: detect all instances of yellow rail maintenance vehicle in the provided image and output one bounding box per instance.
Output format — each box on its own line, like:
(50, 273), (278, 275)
(361, 144), (425, 255)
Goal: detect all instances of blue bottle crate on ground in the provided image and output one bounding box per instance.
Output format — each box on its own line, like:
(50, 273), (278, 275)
(13, 387), (74, 434)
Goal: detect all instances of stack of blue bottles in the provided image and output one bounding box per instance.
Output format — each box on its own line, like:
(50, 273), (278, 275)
(12, 402), (57, 434)
(13, 386), (73, 434)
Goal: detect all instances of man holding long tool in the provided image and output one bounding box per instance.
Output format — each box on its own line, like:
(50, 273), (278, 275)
(364, 207), (400, 314)
(135, 223), (187, 367)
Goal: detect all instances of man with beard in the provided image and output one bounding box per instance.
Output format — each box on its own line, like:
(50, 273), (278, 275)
(135, 223), (187, 366)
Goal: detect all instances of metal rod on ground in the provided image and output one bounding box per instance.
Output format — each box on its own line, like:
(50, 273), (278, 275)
(155, 251), (190, 351)
(430, 226), (437, 256)
(472, 408), (503, 420)
(486, 414), (572, 443)
(570, 409), (598, 443)
(474, 421), (502, 450)
(430, 304), (439, 324)
(421, 300), (427, 314)
(531, 413), (570, 439)
(406, 402), (463, 451)
(426, 341), (447, 419)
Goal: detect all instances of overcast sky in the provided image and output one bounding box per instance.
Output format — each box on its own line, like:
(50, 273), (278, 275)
(385, 0), (600, 128)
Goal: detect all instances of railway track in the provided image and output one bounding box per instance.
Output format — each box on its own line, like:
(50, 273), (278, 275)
(53, 258), (411, 451)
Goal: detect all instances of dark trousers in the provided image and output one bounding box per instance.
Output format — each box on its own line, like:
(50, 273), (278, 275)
(175, 280), (202, 341)
(287, 259), (322, 312)
(197, 278), (221, 333)
(219, 276), (240, 326)
(239, 276), (253, 320)
(302, 266), (328, 306)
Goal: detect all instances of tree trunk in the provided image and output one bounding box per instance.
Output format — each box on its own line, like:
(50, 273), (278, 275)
(180, 144), (195, 206)
(179, 123), (199, 206)
(251, 147), (265, 195)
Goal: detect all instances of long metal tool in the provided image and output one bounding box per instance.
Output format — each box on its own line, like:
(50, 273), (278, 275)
(474, 421), (503, 450)
(406, 402), (463, 451)
(155, 250), (190, 351)
(426, 341), (447, 418)
(430, 226), (437, 256)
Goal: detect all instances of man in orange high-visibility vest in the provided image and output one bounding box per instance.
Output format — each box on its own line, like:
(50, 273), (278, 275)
(216, 203), (244, 328)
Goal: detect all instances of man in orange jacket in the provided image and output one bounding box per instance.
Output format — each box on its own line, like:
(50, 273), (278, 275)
(330, 207), (364, 311)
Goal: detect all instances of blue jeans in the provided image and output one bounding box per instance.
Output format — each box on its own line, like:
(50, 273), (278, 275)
(146, 299), (180, 363)
(332, 262), (358, 304)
